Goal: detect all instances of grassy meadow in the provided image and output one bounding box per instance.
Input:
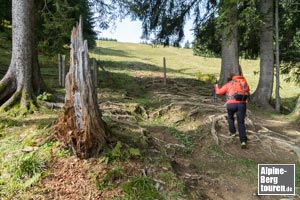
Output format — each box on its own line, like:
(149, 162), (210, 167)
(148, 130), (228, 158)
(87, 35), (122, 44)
(0, 37), (299, 198)
(90, 40), (299, 108)
(1, 36), (298, 103)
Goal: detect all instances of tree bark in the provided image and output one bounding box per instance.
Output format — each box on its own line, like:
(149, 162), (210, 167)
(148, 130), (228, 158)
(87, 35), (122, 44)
(53, 17), (109, 159)
(219, 4), (240, 85)
(251, 0), (274, 109)
(0, 0), (45, 111)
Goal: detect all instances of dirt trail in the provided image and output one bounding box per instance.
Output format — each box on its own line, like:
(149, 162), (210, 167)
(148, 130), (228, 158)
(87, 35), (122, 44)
(29, 77), (300, 200)
(139, 78), (300, 199)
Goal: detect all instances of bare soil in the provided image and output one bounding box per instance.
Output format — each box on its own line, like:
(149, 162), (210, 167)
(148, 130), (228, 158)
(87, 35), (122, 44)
(28, 76), (300, 200)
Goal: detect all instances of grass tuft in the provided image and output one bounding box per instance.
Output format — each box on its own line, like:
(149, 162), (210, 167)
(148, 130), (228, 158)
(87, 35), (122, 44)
(122, 176), (164, 200)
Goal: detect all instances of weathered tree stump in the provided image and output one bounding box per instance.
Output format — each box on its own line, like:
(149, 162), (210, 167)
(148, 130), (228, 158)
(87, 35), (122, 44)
(53, 17), (108, 159)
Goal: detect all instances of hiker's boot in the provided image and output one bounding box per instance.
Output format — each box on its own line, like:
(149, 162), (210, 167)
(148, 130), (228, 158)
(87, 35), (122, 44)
(230, 133), (237, 139)
(241, 141), (247, 149)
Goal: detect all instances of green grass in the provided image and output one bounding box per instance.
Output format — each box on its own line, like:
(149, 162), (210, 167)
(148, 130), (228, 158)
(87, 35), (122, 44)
(204, 145), (257, 166)
(203, 145), (257, 181)
(0, 109), (59, 198)
(92, 40), (299, 112)
(167, 127), (197, 155)
(121, 176), (164, 200)
(158, 172), (186, 199)
(0, 33), (298, 111)
(296, 165), (300, 188)
(0, 32), (299, 198)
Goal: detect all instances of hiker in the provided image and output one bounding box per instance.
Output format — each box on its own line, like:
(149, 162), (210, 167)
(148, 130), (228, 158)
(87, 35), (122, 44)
(214, 73), (250, 149)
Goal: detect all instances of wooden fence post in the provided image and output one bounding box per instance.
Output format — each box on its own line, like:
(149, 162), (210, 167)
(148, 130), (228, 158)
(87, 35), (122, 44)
(58, 54), (62, 87)
(93, 58), (97, 87)
(62, 55), (66, 87)
(163, 57), (167, 85)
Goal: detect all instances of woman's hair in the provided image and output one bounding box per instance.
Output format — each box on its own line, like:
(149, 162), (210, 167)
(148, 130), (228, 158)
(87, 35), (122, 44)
(227, 66), (242, 82)
(227, 73), (236, 82)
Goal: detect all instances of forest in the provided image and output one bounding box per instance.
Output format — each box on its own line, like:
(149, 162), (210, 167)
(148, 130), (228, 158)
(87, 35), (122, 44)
(0, 0), (300, 199)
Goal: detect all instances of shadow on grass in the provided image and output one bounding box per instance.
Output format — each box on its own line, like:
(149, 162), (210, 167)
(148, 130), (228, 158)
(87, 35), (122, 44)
(0, 117), (21, 129)
(91, 47), (132, 58)
(278, 96), (298, 115)
(0, 115), (56, 138)
(99, 60), (182, 74)
(98, 70), (211, 101)
(23, 116), (57, 129)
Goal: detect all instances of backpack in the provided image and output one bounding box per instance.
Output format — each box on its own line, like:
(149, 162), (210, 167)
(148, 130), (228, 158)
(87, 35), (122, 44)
(228, 76), (250, 101)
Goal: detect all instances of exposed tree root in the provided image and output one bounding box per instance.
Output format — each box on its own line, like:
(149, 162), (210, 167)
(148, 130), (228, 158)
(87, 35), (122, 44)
(208, 114), (227, 145)
(151, 103), (174, 118)
(151, 136), (182, 159)
(258, 126), (295, 141)
(262, 139), (277, 159)
(109, 118), (147, 135)
(259, 134), (300, 162)
(0, 86), (38, 115)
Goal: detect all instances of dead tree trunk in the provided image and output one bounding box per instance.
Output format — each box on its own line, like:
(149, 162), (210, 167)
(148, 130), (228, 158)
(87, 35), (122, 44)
(54, 17), (108, 159)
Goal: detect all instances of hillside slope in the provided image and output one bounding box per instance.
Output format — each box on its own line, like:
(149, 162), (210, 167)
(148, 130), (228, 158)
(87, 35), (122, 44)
(0, 40), (299, 199)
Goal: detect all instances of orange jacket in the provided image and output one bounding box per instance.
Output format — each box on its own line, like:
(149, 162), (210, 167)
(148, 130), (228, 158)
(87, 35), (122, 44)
(215, 77), (249, 104)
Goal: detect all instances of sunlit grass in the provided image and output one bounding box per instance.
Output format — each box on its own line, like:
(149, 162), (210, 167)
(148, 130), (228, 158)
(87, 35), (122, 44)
(91, 40), (299, 102)
(0, 109), (59, 198)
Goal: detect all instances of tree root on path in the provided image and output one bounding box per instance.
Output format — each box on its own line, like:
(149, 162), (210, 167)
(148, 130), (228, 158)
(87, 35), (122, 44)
(109, 117), (148, 139)
(208, 114), (227, 145)
(151, 135), (186, 149)
(207, 111), (300, 162)
(259, 134), (300, 162)
(151, 103), (175, 118)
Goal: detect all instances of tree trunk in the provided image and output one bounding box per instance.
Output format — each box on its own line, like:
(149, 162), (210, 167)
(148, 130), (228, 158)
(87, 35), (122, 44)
(0, 0), (45, 112)
(219, 4), (240, 85)
(251, 0), (274, 109)
(53, 17), (109, 159)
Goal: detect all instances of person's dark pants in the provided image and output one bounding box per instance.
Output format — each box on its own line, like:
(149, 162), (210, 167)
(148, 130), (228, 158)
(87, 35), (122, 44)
(226, 103), (247, 143)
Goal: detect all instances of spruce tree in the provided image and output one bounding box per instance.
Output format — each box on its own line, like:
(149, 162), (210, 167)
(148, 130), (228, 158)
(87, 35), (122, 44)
(38, 0), (96, 55)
